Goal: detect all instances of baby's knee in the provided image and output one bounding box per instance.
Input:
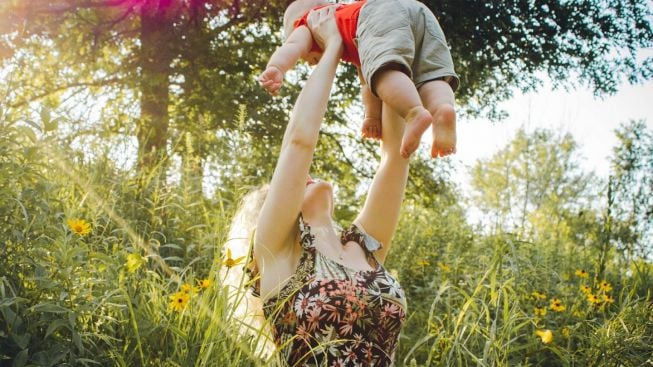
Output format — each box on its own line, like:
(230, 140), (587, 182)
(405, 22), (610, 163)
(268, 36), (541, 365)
(431, 103), (456, 122)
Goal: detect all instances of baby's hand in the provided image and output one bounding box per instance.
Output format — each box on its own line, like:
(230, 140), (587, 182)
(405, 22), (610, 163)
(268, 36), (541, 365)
(259, 65), (284, 95)
(361, 116), (382, 140)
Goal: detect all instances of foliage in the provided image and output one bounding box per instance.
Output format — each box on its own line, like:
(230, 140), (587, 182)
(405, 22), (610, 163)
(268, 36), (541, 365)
(1, 0), (651, 181)
(610, 120), (653, 259)
(1, 108), (652, 365)
(0, 117), (266, 366)
(426, 0), (653, 119)
(470, 128), (597, 240)
(1, 1), (652, 364)
(391, 231), (653, 367)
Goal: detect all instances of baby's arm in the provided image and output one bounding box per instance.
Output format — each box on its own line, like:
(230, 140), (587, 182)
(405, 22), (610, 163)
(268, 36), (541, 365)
(259, 26), (314, 95)
(359, 68), (383, 139)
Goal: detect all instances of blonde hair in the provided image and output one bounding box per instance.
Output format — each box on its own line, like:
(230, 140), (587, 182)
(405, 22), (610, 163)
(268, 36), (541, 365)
(220, 185), (274, 357)
(221, 184), (342, 359)
(282, 0), (333, 39)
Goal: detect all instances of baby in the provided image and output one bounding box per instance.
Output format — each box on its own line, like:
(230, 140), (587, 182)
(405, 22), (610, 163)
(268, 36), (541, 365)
(259, 0), (459, 158)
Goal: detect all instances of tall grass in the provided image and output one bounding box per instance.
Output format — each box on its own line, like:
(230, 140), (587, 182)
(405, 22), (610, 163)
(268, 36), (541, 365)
(0, 120), (269, 366)
(389, 208), (653, 366)
(1, 119), (651, 366)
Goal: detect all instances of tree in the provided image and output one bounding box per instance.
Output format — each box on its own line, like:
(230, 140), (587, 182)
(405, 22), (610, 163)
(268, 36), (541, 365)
(609, 120), (653, 260)
(0, 0), (292, 175)
(1, 0), (651, 195)
(423, 0), (653, 119)
(471, 128), (596, 240)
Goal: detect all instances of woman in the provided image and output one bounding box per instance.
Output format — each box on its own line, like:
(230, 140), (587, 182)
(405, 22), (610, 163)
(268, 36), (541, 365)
(245, 6), (410, 366)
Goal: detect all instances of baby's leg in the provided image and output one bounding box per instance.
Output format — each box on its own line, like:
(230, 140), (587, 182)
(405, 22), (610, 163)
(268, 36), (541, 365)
(418, 80), (456, 158)
(374, 67), (432, 158)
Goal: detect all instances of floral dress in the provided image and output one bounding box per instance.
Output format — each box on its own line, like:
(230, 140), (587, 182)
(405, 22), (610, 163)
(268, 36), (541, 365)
(257, 216), (407, 367)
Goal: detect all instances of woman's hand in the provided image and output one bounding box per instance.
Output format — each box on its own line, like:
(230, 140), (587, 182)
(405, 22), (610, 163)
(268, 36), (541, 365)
(306, 5), (342, 51)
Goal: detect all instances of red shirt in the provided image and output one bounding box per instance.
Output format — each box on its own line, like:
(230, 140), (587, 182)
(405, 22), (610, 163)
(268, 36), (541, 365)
(294, 1), (365, 66)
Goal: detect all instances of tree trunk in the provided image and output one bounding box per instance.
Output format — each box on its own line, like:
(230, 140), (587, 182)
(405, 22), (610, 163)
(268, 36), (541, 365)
(137, 0), (174, 173)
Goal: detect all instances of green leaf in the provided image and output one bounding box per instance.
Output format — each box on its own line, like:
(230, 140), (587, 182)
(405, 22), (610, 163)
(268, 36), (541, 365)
(45, 319), (71, 339)
(16, 126), (37, 142)
(0, 306), (21, 331)
(23, 120), (41, 131)
(31, 346), (67, 367)
(40, 107), (51, 126)
(0, 297), (27, 307)
(12, 349), (28, 367)
(43, 117), (60, 132)
(11, 333), (30, 350)
(75, 358), (103, 366)
(72, 329), (83, 352)
(30, 302), (69, 314)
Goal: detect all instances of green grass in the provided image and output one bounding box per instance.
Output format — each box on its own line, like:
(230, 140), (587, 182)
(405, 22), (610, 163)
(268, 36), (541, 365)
(1, 121), (652, 366)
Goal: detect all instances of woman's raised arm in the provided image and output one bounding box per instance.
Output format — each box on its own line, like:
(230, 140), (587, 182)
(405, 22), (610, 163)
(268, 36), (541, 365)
(354, 105), (410, 264)
(255, 7), (343, 261)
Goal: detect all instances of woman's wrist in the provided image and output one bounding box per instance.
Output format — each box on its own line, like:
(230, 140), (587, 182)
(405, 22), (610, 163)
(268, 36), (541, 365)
(322, 38), (343, 58)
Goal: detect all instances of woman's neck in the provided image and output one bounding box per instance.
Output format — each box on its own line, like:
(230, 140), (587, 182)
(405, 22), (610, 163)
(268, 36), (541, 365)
(304, 213), (333, 230)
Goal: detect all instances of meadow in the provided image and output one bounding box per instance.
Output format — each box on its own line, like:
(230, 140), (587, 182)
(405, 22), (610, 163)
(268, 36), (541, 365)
(1, 113), (651, 366)
(1, 0), (652, 365)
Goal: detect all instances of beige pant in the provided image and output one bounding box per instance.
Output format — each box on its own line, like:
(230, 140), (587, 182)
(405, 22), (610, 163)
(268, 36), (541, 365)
(356, 0), (460, 95)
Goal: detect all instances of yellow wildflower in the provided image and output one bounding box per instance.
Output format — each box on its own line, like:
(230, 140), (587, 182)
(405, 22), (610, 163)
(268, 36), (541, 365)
(561, 327), (571, 338)
(437, 262), (451, 272)
(126, 253), (146, 273)
(573, 310), (584, 318)
(428, 321), (440, 336)
(602, 294), (615, 304)
(535, 329), (553, 344)
(587, 293), (600, 305)
(222, 248), (246, 269)
(180, 283), (198, 294)
(599, 281), (612, 292)
(580, 285), (592, 294)
(574, 269), (589, 278)
(534, 307), (547, 317)
(550, 298), (566, 312)
(531, 291), (547, 300)
(416, 259), (430, 267)
(67, 218), (91, 236)
(197, 278), (213, 290)
(169, 291), (190, 312)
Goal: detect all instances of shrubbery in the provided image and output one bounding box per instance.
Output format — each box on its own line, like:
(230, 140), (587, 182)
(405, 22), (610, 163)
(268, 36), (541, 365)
(1, 119), (651, 366)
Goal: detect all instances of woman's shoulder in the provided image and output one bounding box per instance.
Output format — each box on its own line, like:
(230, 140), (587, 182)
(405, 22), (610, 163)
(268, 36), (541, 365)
(341, 221), (383, 253)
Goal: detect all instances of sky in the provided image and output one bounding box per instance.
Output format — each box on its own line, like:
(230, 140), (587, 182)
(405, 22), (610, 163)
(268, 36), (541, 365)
(449, 79), (653, 190)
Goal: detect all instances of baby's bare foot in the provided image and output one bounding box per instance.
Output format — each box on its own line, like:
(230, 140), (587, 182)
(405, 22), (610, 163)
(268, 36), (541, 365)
(400, 106), (432, 158)
(361, 117), (382, 140)
(431, 104), (457, 158)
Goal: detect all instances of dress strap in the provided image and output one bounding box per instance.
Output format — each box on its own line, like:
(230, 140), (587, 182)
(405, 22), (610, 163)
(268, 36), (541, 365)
(298, 214), (316, 250)
(340, 223), (383, 253)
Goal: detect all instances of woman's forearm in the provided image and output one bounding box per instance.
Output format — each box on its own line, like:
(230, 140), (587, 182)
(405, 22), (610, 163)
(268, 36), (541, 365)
(283, 41), (343, 149)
